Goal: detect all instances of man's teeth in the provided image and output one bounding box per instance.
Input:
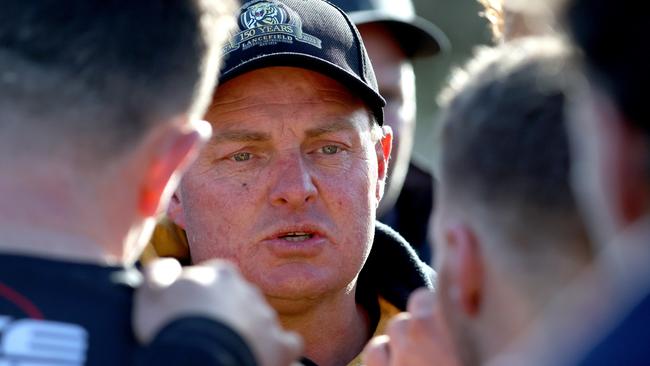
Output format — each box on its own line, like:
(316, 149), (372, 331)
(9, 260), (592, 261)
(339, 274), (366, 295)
(281, 232), (313, 241)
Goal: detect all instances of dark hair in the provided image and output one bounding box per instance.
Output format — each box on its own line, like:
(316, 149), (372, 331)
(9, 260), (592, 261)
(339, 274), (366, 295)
(437, 38), (591, 262)
(0, 0), (235, 163)
(567, 0), (647, 134)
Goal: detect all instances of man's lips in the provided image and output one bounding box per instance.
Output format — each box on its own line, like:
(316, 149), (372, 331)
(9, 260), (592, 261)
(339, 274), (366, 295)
(276, 231), (314, 242)
(264, 224), (327, 240)
(262, 225), (329, 257)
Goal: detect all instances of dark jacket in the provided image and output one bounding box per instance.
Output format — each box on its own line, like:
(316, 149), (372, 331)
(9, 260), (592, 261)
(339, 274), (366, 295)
(379, 162), (435, 263)
(358, 221), (434, 311)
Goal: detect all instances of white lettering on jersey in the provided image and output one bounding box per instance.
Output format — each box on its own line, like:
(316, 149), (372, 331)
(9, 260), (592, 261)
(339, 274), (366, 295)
(0, 318), (87, 365)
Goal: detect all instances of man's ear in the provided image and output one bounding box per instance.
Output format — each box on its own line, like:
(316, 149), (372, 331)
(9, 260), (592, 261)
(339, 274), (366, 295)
(444, 224), (483, 318)
(137, 118), (211, 220)
(375, 125), (393, 202)
(167, 191), (187, 229)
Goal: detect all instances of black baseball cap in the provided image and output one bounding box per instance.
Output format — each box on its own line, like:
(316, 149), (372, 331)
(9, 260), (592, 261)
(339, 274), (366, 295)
(220, 0), (386, 125)
(329, 0), (450, 57)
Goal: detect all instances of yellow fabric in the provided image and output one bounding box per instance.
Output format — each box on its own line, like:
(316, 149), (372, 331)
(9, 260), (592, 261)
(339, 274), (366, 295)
(141, 217), (191, 265)
(347, 297), (402, 366)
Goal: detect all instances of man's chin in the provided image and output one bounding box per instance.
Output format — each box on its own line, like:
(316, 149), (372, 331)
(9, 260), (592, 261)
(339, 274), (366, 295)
(253, 267), (346, 313)
(264, 294), (325, 315)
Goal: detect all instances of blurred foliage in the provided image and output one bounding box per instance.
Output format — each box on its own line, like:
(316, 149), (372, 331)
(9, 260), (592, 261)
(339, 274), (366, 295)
(411, 0), (492, 169)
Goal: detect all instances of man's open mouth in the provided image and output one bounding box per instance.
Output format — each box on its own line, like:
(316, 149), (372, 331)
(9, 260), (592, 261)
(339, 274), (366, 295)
(279, 232), (315, 242)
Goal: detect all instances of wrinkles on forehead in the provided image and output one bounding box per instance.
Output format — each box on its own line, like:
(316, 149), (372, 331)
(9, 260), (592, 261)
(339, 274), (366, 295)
(209, 117), (360, 145)
(210, 66), (363, 112)
(209, 89), (361, 113)
(212, 129), (271, 143)
(209, 95), (359, 115)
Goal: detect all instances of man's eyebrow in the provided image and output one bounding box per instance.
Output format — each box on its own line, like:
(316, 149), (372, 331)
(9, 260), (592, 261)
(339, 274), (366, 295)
(305, 119), (356, 138)
(211, 130), (271, 143)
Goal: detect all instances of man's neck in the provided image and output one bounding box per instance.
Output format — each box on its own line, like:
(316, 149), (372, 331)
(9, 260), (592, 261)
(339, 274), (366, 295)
(477, 268), (546, 365)
(0, 223), (122, 265)
(484, 217), (650, 366)
(273, 290), (371, 366)
(0, 172), (125, 266)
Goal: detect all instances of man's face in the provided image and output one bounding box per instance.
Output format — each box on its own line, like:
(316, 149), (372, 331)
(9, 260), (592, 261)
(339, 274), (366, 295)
(358, 23), (416, 215)
(172, 67), (389, 308)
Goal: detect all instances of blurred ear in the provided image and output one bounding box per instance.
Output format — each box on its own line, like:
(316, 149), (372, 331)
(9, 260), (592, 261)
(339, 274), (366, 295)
(167, 191), (186, 229)
(137, 118), (211, 219)
(611, 121), (650, 225)
(375, 125), (393, 202)
(444, 224), (483, 317)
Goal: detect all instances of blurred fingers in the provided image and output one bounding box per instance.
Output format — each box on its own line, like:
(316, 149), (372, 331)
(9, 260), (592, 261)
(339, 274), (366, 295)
(363, 335), (391, 366)
(141, 258), (183, 290)
(407, 288), (436, 317)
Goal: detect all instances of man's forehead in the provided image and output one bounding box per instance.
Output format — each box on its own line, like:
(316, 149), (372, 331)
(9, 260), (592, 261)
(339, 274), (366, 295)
(212, 67), (365, 107)
(210, 115), (367, 140)
(203, 67), (375, 140)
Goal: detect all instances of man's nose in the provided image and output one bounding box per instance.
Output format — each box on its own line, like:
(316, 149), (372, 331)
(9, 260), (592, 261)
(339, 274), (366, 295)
(269, 152), (317, 208)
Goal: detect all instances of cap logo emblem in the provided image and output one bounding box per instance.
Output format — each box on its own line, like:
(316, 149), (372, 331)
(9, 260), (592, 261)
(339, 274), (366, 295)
(224, 0), (322, 55)
(242, 2), (287, 29)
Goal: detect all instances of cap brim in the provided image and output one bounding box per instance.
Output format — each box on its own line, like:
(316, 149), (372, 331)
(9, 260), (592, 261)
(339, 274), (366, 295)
(219, 52), (386, 125)
(349, 11), (451, 58)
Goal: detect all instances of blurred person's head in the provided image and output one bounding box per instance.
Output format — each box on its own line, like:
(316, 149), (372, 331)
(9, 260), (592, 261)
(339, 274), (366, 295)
(329, 0), (448, 216)
(565, 0), (650, 254)
(478, 0), (505, 39)
(479, 0), (558, 41)
(0, 0), (236, 263)
(433, 37), (592, 366)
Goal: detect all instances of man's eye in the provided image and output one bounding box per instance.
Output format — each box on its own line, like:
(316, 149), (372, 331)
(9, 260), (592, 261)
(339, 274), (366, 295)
(321, 145), (341, 155)
(232, 152), (252, 162)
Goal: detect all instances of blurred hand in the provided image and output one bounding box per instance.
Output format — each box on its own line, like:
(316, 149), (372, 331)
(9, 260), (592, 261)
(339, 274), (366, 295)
(134, 258), (303, 366)
(363, 288), (460, 366)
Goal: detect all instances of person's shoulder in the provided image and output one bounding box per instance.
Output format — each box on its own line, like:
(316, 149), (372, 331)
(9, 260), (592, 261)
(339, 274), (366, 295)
(577, 288), (650, 366)
(0, 253), (137, 365)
